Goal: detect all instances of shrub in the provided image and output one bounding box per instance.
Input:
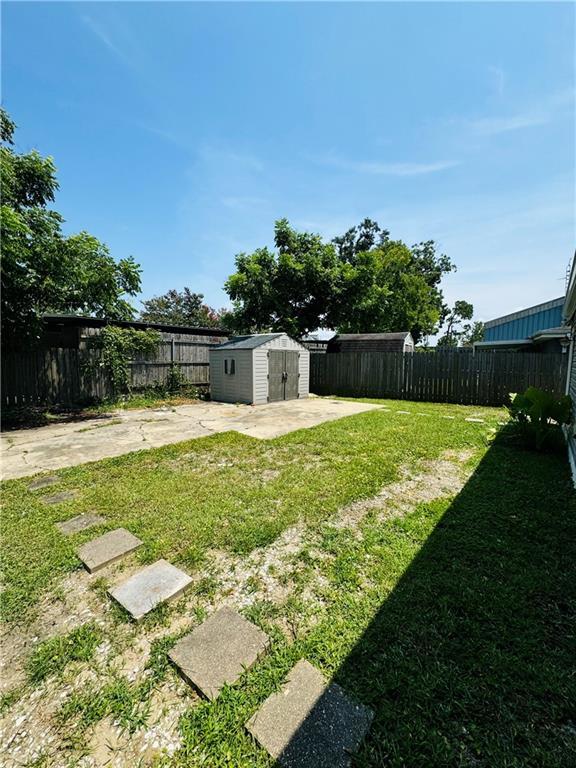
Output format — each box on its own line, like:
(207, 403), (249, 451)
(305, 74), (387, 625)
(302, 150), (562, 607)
(507, 386), (571, 451)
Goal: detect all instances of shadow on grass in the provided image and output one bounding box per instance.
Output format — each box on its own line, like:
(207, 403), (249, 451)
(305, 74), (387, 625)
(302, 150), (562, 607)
(278, 430), (576, 767)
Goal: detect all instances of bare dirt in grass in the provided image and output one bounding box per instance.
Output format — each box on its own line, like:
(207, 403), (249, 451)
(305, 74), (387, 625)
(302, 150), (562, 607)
(331, 449), (475, 531)
(1, 447), (476, 766)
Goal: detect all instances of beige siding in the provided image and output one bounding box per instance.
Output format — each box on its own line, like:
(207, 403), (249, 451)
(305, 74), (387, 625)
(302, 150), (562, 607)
(209, 349), (253, 403)
(567, 328), (576, 484)
(252, 349), (269, 404)
(298, 346), (310, 397)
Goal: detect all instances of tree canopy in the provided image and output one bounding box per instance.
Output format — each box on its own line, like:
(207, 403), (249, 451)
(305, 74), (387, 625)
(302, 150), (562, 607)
(139, 287), (223, 328)
(225, 218), (461, 341)
(1, 108), (141, 347)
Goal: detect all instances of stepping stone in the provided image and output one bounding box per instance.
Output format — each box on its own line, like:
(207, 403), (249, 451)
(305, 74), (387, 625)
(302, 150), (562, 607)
(109, 559), (191, 620)
(42, 490), (78, 505)
(169, 607), (270, 700)
(396, 410), (411, 415)
(56, 513), (106, 536)
(78, 528), (142, 573)
(28, 475), (59, 491)
(441, 415), (455, 419)
(246, 659), (373, 768)
(465, 417), (484, 423)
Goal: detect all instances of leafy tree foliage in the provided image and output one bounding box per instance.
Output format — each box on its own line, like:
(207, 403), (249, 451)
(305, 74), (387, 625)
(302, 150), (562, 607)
(139, 287), (223, 328)
(1, 109), (141, 347)
(460, 320), (485, 347)
(225, 218), (457, 341)
(225, 219), (341, 336)
(437, 300), (474, 347)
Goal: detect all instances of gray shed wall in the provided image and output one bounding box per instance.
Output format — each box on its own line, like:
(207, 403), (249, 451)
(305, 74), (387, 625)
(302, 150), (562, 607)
(209, 349), (253, 404)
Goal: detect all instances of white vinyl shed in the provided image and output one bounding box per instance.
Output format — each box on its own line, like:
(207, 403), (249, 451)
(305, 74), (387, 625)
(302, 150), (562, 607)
(209, 333), (310, 405)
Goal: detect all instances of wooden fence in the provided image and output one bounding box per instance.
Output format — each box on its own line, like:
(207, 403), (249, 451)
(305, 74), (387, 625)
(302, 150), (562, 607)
(310, 351), (568, 406)
(2, 339), (217, 407)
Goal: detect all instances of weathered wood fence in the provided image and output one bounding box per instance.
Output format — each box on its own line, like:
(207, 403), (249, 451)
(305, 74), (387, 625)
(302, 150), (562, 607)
(2, 340), (216, 407)
(310, 351), (568, 406)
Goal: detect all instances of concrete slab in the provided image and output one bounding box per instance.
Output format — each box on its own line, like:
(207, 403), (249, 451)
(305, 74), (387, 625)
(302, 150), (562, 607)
(109, 559), (192, 619)
(1, 399), (384, 479)
(42, 490), (78, 505)
(465, 417), (485, 423)
(78, 528), (142, 573)
(169, 607), (270, 700)
(27, 475), (59, 491)
(246, 659), (373, 768)
(56, 513), (106, 536)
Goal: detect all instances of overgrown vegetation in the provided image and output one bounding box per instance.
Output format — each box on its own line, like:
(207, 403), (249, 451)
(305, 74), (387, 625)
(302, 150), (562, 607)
(508, 386), (571, 450)
(89, 325), (161, 396)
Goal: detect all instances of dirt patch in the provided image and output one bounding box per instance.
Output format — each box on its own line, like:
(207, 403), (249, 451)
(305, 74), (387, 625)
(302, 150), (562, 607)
(331, 449), (476, 531)
(80, 679), (190, 767)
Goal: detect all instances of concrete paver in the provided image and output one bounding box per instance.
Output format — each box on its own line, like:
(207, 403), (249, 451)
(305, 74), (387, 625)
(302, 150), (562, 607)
(42, 490), (78, 505)
(78, 528), (143, 573)
(56, 513), (106, 536)
(246, 659), (373, 768)
(109, 559), (192, 619)
(1, 399), (383, 479)
(27, 475), (59, 491)
(169, 607), (270, 700)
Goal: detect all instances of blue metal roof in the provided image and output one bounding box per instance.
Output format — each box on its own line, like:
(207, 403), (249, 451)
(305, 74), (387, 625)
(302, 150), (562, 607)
(483, 298), (564, 342)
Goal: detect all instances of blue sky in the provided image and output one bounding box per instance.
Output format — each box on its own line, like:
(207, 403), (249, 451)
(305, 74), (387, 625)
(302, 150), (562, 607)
(3, 1), (575, 327)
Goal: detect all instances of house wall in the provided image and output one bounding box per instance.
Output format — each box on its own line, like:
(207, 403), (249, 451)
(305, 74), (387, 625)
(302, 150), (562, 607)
(252, 335), (310, 404)
(209, 349), (253, 404)
(565, 322), (576, 483)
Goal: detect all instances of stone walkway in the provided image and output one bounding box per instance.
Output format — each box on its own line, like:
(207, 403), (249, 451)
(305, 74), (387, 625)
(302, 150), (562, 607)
(65, 505), (373, 765)
(1, 398), (382, 480)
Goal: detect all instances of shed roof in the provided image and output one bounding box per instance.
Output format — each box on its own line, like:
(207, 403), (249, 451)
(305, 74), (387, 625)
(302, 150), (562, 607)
(213, 333), (285, 350)
(332, 332), (411, 341)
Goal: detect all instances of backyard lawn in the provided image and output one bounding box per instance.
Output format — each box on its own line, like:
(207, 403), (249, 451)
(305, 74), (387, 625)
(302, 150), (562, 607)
(1, 399), (575, 767)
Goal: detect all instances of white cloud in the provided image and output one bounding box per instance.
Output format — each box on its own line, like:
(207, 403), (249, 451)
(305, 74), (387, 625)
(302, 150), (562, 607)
(314, 156), (459, 177)
(468, 112), (549, 136)
(82, 15), (129, 64)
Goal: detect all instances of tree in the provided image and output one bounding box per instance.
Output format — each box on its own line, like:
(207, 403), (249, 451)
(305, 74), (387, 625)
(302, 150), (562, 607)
(224, 219), (459, 342)
(436, 300), (474, 347)
(140, 288), (223, 328)
(460, 320), (485, 347)
(1, 108), (141, 347)
(225, 219), (341, 336)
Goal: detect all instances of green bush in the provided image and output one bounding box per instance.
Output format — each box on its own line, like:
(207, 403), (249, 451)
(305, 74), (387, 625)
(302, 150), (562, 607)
(508, 386), (571, 451)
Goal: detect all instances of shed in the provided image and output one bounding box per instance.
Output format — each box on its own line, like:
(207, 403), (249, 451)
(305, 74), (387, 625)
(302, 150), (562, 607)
(327, 332), (414, 354)
(209, 333), (310, 405)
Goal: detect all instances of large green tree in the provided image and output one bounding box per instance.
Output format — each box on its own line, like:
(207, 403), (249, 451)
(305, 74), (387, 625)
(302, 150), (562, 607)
(225, 219), (341, 336)
(1, 109), (141, 347)
(139, 287), (223, 328)
(225, 218), (460, 341)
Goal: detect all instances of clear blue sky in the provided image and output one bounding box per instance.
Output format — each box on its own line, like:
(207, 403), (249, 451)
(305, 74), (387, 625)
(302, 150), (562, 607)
(3, 1), (575, 326)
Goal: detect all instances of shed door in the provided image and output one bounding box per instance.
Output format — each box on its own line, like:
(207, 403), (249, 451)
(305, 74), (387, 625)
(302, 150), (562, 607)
(268, 351), (285, 402)
(268, 350), (300, 401)
(284, 351), (299, 400)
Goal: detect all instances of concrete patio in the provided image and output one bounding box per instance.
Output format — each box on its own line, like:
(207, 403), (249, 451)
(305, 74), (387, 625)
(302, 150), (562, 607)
(1, 398), (381, 480)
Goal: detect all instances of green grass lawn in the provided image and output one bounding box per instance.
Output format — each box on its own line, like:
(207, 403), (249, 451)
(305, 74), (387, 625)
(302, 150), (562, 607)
(1, 399), (575, 767)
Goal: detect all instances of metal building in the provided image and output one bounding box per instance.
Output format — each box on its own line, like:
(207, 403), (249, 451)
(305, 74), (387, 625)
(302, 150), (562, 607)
(209, 333), (310, 404)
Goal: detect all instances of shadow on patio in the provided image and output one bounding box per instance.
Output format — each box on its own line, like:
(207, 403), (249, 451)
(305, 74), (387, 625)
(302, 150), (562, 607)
(276, 430), (576, 767)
